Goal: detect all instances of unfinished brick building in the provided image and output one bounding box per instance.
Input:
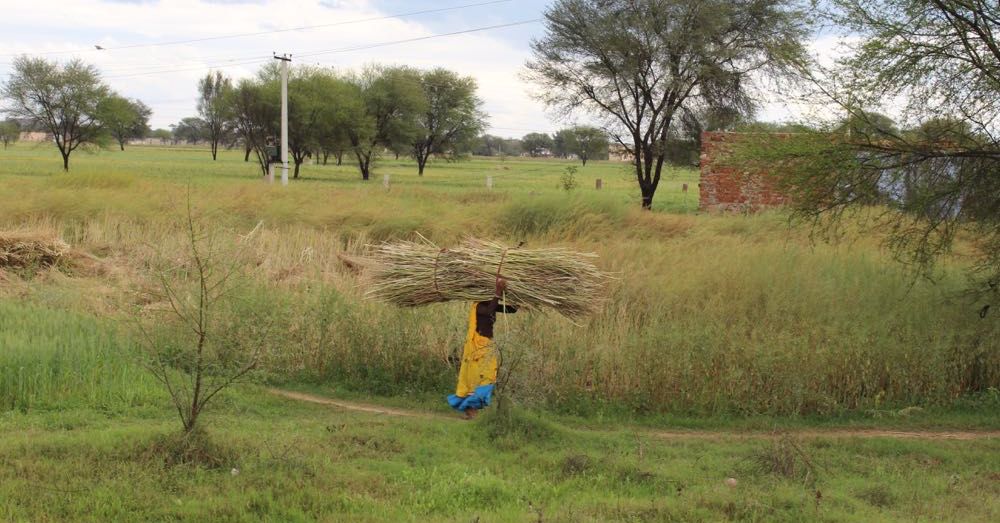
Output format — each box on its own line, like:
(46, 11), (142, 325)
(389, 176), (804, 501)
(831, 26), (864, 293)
(699, 131), (790, 212)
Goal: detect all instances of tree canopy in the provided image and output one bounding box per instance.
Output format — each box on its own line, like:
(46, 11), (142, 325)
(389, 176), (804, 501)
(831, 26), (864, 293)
(527, 0), (809, 208)
(411, 68), (487, 175)
(197, 71), (233, 160)
(0, 120), (19, 149)
(734, 0), (1000, 309)
(2, 56), (112, 170)
(98, 94), (151, 151)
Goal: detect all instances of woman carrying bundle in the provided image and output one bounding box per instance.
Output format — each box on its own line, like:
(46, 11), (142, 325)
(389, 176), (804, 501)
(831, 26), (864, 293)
(447, 278), (517, 419)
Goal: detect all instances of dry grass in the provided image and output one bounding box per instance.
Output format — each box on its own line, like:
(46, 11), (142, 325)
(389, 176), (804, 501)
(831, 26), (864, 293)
(0, 230), (70, 272)
(363, 237), (609, 318)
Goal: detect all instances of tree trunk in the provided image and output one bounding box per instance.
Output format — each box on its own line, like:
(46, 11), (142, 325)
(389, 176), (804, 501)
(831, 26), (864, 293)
(417, 153), (427, 176)
(244, 144), (251, 162)
(119, 140), (125, 151)
(355, 150), (371, 180)
(336, 152), (343, 165)
(640, 186), (654, 209)
(581, 156), (588, 166)
(322, 151), (329, 165)
(211, 139), (218, 161)
(61, 150), (70, 172)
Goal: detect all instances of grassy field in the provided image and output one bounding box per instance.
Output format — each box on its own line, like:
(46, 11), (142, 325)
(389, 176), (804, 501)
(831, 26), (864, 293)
(1, 143), (998, 521)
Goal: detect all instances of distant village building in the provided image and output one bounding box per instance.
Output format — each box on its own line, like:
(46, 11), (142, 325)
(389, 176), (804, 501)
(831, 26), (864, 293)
(607, 143), (632, 162)
(699, 132), (789, 212)
(18, 131), (51, 142)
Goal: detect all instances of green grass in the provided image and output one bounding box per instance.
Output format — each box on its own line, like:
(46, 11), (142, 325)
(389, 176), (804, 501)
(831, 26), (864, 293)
(0, 301), (162, 413)
(2, 389), (998, 522)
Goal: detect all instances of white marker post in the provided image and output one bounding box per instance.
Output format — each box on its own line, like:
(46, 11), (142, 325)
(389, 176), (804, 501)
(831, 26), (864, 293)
(486, 176), (494, 189)
(383, 174), (390, 189)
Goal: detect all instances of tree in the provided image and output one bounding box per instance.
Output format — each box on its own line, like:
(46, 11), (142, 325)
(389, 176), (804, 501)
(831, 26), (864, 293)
(526, 0), (808, 208)
(197, 71), (233, 160)
(521, 132), (554, 156)
(284, 68), (365, 179)
(136, 200), (270, 434)
(736, 0), (1000, 306)
(225, 78), (278, 177)
(150, 128), (172, 143)
(0, 120), (19, 149)
(98, 94), (151, 151)
(473, 134), (505, 156)
(565, 126), (608, 166)
(411, 68), (487, 175)
(171, 117), (206, 145)
(1, 56), (111, 171)
(553, 128), (575, 158)
(348, 65), (425, 180)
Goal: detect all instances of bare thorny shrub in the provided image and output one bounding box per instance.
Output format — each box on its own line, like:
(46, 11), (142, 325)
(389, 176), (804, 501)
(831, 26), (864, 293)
(133, 197), (271, 434)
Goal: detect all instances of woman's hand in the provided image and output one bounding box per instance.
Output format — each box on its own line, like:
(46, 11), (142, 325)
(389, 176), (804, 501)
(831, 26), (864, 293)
(495, 277), (507, 297)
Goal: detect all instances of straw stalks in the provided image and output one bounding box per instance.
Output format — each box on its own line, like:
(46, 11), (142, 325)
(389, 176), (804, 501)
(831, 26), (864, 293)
(364, 237), (607, 318)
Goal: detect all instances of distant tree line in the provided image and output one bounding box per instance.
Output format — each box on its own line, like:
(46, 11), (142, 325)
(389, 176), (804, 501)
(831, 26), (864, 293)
(171, 64), (487, 179)
(472, 126), (610, 165)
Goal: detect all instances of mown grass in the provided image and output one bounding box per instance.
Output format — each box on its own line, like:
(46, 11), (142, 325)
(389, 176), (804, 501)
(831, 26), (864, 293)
(1, 388), (998, 522)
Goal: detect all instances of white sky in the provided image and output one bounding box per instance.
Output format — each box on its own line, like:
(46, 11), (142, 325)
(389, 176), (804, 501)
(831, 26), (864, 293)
(0, 0), (847, 137)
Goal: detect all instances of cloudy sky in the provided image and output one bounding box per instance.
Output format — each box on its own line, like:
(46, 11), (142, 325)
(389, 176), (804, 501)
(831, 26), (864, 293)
(0, 0), (840, 136)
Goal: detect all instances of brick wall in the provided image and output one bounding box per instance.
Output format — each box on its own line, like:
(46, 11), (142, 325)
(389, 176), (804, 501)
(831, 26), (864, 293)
(699, 131), (789, 212)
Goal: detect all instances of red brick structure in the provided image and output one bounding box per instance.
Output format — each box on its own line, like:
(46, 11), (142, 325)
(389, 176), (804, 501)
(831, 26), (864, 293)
(699, 131), (789, 212)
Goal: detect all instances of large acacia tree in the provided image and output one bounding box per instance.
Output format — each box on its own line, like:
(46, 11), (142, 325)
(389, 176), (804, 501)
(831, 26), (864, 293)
(411, 68), (487, 175)
(526, 0), (808, 208)
(2, 56), (111, 171)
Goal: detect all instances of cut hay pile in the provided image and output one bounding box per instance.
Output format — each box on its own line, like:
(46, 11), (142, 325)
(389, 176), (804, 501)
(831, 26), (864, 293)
(0, 231), (70, 271)
(364, 238), (608, 318)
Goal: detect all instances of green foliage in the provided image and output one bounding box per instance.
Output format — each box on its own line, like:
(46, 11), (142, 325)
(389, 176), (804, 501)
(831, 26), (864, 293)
(0, 301), (160, 412)
(196, 71), (233, 160)
(527, 0), (809, 207)
(559, 165), (579, 191)
(411, 68), (486, 174)
(97, 94), (152, 151)
(521, 132), (553, 156)
(564, 125), (609, 165)
(0, 119), (19, 149)
(1, 56), (113, 170)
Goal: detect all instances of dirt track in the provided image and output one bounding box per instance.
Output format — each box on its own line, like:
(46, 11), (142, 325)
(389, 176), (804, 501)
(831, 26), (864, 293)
(268, 388), (1000, 441)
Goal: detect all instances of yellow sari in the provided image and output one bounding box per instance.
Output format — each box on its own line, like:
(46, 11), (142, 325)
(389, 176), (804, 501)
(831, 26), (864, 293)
(447, 303), (498, 411)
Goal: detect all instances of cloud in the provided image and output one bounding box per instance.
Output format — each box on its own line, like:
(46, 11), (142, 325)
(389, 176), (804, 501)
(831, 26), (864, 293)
(1, 1), (856, 135)
(0, 0), (551, 135)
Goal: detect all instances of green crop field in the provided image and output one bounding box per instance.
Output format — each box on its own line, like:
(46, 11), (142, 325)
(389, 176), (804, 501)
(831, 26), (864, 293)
(1, 143), (998, 521)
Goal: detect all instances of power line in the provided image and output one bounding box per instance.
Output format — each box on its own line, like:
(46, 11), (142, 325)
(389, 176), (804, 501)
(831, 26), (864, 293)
(0, 0), (513, 58)
(99, 19), (541, 80)
(297, 19), (541, 59)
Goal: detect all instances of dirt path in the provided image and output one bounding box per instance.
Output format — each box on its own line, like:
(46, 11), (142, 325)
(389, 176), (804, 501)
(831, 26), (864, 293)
(268, 388), (1000, 441)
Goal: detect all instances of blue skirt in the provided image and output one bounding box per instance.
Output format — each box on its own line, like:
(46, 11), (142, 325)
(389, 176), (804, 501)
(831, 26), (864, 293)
(447, 384), (495, 412)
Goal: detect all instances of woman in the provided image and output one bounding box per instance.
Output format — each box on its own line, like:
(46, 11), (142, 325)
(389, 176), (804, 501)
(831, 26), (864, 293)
(447, 278), (517, 418)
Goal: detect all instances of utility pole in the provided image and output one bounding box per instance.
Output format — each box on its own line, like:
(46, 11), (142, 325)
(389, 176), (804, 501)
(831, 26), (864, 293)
(274, 53), (292, 186)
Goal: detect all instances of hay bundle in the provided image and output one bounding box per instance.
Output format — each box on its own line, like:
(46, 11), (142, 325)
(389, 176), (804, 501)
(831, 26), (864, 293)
(0, 231), (70, 270)
(364, 238), (607, 318)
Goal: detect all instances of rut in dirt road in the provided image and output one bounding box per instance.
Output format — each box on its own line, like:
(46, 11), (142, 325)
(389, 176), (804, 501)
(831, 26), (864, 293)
(268, 388), (1000, 441)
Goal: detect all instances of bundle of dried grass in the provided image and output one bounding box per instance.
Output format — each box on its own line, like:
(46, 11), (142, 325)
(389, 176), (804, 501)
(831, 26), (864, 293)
(364, 237), (607, 318)
(0, 231), (70, 270)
